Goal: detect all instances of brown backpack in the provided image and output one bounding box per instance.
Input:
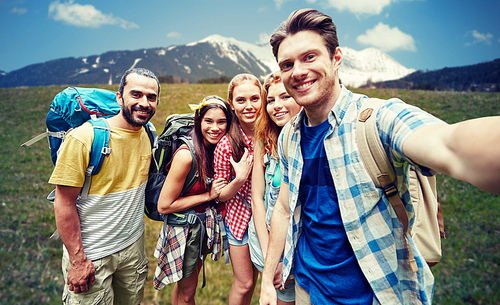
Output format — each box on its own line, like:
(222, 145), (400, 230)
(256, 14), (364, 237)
(356, 98), (445, 271)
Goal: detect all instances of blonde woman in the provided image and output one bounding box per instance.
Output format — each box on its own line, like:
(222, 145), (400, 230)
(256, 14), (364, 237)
(214, 73), (262, 305)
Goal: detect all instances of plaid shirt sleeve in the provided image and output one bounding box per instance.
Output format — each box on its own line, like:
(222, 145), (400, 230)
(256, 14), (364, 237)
(153, 224), (189, 290)
(377, 98), (446, 176)
(214, 135), (232, 181)
(213, 132), (253, 240)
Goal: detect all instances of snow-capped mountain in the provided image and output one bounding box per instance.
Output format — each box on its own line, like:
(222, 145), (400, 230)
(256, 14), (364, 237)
(190, 36), (414, 87)
(339, 47), (415, 87)
(0, 35), (413, 88)
(192, 35), (279, 77)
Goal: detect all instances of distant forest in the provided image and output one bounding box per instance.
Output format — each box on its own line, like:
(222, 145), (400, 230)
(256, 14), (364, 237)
(158, 75), (230, 84)
(362, 58), (500, 92)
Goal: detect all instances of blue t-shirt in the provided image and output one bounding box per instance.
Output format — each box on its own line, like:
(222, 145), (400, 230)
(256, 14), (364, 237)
(294, 117), (373, 304)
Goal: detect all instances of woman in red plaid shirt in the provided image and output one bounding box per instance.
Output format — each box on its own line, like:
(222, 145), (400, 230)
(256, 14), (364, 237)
(214, 73), (263, 305)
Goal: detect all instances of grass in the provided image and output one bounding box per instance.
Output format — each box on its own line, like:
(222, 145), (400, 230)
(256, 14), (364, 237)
(0, 84), (499, 304)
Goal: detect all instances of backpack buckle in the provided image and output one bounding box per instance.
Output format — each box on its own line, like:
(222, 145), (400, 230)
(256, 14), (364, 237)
(382, 183), (398, 197)
(188, 213), (198, 224)
(101, 147), (112, 155)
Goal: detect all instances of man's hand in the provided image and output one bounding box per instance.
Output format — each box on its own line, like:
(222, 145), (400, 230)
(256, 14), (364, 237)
(54, 184), (95, 293)
(67, 257), (96, 294)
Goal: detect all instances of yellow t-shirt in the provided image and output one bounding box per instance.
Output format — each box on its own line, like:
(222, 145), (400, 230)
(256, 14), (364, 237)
(49, 122), (152, 260)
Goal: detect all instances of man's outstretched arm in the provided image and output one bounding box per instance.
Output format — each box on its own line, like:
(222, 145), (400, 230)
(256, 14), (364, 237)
(404, 116), (500, 195)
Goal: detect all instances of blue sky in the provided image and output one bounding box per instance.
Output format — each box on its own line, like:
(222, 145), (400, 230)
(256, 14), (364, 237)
(1, 0), (499, 73)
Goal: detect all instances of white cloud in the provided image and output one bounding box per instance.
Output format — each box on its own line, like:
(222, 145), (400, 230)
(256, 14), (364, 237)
(356, 22), (416, 52)
(48, 0), (138, 29)
(273, 0), (290, 9)
(323, 0), (394, 16)
(256, 32), (271, 45)
(167, 32), (182, 39)
(11, 7), (27, 15)
(465, 30), (494, 46)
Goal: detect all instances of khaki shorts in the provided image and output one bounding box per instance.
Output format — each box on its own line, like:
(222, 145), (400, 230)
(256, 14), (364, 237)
(295, 281), (312, 305)
(61, 234), (148, 305)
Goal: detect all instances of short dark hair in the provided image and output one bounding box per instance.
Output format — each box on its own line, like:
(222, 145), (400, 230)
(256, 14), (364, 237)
(119, 68), (161, 98)
(270, 8), (339, 60)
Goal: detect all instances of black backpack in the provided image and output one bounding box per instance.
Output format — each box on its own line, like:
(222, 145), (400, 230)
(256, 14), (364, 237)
(145, 113), (230, 266)
(145, 113), (198, 221)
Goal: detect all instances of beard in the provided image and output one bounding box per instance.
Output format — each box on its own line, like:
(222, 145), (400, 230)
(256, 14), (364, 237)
(122, 103), (155, 128)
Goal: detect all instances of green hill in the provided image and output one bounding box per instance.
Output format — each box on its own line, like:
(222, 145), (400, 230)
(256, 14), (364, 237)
(1, 85), (499, 304)
(366, 58), (500, 92)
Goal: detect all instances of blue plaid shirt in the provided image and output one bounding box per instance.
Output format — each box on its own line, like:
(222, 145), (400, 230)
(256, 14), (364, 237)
(278, 86), (445, 304)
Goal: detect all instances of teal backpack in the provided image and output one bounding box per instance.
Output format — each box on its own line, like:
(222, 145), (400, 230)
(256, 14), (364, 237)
(22, 86), (157, 201)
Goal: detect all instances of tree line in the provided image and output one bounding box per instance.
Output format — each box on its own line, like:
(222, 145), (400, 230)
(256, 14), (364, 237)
(158, 75), (232, 84)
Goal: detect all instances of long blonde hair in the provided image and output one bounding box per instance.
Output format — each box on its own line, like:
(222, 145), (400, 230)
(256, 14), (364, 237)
(255, 71), (283, 162)
(227, 73), (262, 161)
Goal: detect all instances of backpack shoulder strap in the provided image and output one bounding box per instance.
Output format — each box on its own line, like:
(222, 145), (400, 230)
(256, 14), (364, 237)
(356, 99), (396, 186)
(281, 114), (298, 163)
(145, 122), (158, 149)
(179, 136), (198, 195)
(80, 116), (112, 199)
(88, 116), (112, 174)
(356, 98), (418, 272)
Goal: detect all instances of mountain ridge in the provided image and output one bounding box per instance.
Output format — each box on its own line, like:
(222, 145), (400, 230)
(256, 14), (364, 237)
(0, 35), (426, 88)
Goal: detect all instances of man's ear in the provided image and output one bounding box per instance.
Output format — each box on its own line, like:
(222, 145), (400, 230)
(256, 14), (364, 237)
(116, 92), (123, 106)
(333, 47), (343, 71)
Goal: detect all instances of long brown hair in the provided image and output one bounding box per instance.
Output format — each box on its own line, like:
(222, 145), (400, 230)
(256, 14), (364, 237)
(255, 71), (282, 162)
(227, 73), (262, 162)
(191, 96), (232, 189)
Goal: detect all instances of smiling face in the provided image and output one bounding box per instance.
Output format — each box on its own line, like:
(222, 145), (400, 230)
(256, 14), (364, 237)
(201, 107), (228, 147)
(117, 73), (158, 130)
(277, 30), (342, 117)
(266, 81), (301, 128)
(231, 80), (262, 128)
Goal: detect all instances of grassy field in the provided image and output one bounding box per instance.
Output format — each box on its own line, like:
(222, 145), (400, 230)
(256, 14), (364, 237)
(0, 84), (499, 304)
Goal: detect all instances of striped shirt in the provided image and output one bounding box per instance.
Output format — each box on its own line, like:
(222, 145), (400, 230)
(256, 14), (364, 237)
(214, 125), (253, 240)
(49, 122), (152, 261)
(279, 86), (445, 304)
